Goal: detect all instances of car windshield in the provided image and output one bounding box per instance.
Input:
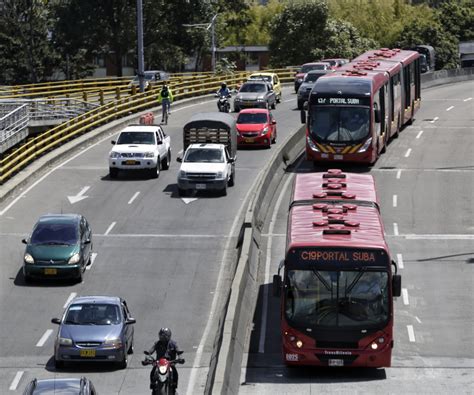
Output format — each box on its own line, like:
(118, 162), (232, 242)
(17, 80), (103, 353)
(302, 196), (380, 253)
(237, 113), (268, 124)
(34, 379), (81, 392)
(65, 303), (121, 325)
(30, 222), (78, 245)
(184, 148), (224, 163)
(116, 131), (155, 145)
(310, 106), (370, 142)
(240, 83), (266, 93)
(285, 269), (389, 329)
(304, 73), (323, 83)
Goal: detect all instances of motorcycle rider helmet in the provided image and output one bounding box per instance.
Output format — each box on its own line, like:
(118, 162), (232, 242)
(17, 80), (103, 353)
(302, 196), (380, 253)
(221, 82), (227, 89)
(159, 327), (172, 342)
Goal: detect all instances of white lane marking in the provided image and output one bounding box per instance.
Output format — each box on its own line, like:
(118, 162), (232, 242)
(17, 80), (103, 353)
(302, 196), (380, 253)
(36, 329), (53, 347)
(463, 97), (472, 102)
(393, 195), (398, 208)
(415, 316), (422, 324)
(67, 186), (90, 204)
(404, 234), (474, 240)
(446, 106), (454, 111)
(9, 371), (24, 391)
(402, 288), (409, 305)
(64, 292), (77, 308)
(397, 253), (404, 269)
(104, 222), (116, 235)
(396, 169), (402, 179)
(0, 98), (219, 216)
(185, 177), (258, 395)
(416, 130), (424, 139)
(404, 148), (412, 158)
(429, 116), (439, 123)
(182, 197), (198, 204)
(98, 233), (226, 238)
(128, 191), (140, 204)
(407, 325), (416, 342)
(393, 223), (399, 236)
(86, 252), (98, 270)
(259, 174), (294, 354)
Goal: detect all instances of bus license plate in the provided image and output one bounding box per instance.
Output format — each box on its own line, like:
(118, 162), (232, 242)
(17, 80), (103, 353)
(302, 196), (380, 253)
(196, 184), (206, 190)
(333, 155), (343, 160)
(328, 359), (344, 367)
(80, 349), (96, 358)
(44, 268), (57, 275)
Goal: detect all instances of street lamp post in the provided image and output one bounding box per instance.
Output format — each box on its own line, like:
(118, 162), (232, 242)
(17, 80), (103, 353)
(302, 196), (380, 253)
(183, 14), (218, 73)
(136, 0), (145, 92)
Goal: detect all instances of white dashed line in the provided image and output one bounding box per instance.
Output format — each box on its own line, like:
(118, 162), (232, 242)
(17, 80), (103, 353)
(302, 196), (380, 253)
(416, 130), (424, 139)
(404, 148), (412, 158)
(128, 191), (140, 204)
(463, 97), (472, 102)
(446, 106), (454, 111)
(430, 116), (439, 123)
(64, 292), (77, 308)
(415, 316), (422, 324)
(396, 169), (402, 179)
(393, 223), (399, 236)
(407, 325), (416, 342)
(104, 222), (116, 235)
(86, 252), (98, 270)
(393, 195), (398, 208)
(9, 371), (24, 391)
(402, 288), (409, 305)
(397, 253), (404, 269)
(36, 329), (53, 347)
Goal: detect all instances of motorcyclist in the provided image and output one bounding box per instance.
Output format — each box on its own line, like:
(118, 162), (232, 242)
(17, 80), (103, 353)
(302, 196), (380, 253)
(146, 327), (183, 390)
(216, 82), (231, 112)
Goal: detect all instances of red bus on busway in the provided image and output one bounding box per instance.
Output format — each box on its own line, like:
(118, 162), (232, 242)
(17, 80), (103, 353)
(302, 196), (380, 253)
(302, 48), (420, 166)
(353, 48), (421, 128)
(273, 169), (401, 368)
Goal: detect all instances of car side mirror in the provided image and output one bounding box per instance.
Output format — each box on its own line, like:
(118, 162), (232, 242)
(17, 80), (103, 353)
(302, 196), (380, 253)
(157, 140), (163, 145)
(22, 238), (28, 244)
(228, 157), (235, 164)
(273, 274), (282, 297)
(176, 156), (182, 163)
(84, 239), (91, 244)
(111, 140), (116, 145)
(392, 274), (402, 297)
(51, 318), (61, 325)
(272, 120), (277, 125)
(143, 350), (150, 355)
(126, 318), (136, 325)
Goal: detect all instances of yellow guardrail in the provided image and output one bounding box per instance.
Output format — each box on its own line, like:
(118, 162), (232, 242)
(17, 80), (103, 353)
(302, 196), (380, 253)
(0, 68), (298, 184)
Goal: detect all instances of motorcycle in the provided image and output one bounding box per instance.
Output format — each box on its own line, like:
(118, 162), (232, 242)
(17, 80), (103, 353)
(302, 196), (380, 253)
(142, 351), (185, 395)
(215, 93), (231, 113)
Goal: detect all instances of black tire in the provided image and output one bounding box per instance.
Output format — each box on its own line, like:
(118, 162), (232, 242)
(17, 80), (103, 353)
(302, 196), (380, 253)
(109, 167), (118, 179)
(178, 187), (186, 197)
(297, 101), (303, 111)
(162, 150), (171, 170)
(54, 358), (64, 369)
(220, 186), (227, 196)
(228, 170), (235, 187)
(272, 133), (276, 144)
(276, 93), (282, 103)
(271, 101), (276, 110)
(127, 340), (134, 354)
(150, 160), (160, 179)
(76, 267), (83, 284)
(118, 353), (128, 369)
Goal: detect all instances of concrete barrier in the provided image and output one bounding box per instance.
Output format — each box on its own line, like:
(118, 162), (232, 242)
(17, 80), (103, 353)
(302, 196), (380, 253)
(210, 68), (474, 395)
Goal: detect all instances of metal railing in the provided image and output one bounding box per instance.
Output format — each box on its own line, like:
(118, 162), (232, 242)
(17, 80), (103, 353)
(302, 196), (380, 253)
(0, 104), (29, 153)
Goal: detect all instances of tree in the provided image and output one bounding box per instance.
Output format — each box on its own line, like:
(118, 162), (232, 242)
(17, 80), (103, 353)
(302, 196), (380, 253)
(436, 0), (474, 42)
(0, 0), (59, 84)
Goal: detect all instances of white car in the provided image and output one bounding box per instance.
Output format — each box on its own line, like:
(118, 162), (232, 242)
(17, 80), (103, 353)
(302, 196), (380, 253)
(108, 125), (171, 179)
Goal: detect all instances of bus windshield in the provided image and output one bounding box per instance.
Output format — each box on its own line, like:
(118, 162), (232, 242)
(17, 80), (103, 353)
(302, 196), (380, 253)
(285, 269), (389, 329)
(310, 106), (370, 143)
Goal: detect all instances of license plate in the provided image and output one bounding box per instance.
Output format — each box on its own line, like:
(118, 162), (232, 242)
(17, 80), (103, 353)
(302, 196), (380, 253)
(244, 138), (254, 143)
(195, 183), (206, 190)
(80, 349), (96, 358)
(333, 154), (343, 160)
(124, 160), (139, 165)
(44, 268), (57, 275)
(328, 359), (344, 366)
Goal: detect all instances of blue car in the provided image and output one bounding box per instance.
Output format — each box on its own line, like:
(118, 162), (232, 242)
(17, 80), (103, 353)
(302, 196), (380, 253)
(23, 377), (96, 395)
(52, 296), (136, 369)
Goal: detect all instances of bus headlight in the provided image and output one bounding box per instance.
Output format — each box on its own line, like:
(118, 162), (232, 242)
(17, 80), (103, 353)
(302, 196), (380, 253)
(357, 137), (372, 153)
(371, 342), (378, 350)
(296, 340), (303, 348)
(306, 135), (320, 152)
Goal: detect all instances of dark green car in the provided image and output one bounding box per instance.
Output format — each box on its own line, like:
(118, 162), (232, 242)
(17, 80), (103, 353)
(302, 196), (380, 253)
(22, 214), (93, 282)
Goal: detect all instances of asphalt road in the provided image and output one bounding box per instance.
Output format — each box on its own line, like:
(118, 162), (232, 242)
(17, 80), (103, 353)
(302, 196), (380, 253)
(240, 82), (474, 393)
(0, 87), (302, 394)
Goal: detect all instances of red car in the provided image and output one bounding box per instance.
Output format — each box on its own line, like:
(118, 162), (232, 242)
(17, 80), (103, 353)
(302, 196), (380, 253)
(236, 109), (277, 148)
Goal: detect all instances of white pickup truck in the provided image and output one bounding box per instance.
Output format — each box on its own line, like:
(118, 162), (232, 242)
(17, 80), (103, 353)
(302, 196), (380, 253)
(176, 113), (237, 196)
(108, 124), (171, 179)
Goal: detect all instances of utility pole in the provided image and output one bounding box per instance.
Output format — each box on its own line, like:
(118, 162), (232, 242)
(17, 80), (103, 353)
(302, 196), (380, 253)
(136, 0), (145, 92)
(183, 14), (218, 73)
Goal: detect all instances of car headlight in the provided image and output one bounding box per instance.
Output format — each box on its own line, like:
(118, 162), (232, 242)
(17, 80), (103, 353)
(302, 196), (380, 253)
(179, 170), (187, 178)
(357, 137), (372, 153)
(257, 98), (265, 102)
(306, 135), (320, 152)
(261, 127), (269, 135)
(109, 151), (121, 159)
(24, 253), (34, 264)
(68, 253), (80, 264)
(103, 338), (123, 349)
(59, 337), (73, 346)
(234, 97), (242, 102)
(144, 151), (154, 158)
(158, 365), (168, 374)
(216, 171), (224, 179)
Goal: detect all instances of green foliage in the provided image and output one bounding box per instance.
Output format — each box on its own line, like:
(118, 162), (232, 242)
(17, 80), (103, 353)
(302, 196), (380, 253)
(437, 0), (474, 41)
(215, 57), (237, 75)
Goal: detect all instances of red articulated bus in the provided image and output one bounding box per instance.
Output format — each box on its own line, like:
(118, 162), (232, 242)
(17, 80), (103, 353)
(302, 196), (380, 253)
(273, 169), (401, 368)
(302, 48), (420, 166)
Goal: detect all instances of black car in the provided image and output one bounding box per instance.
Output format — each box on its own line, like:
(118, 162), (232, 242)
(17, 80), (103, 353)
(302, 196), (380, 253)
(233, 81), (276, 112)
(297, 70), (332, 110)
(22, 214), (93, 282)
(23, 377), (97, 395)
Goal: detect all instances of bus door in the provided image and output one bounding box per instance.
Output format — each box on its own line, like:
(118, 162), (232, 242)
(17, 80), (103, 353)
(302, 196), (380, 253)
(373, 88), (385, 154)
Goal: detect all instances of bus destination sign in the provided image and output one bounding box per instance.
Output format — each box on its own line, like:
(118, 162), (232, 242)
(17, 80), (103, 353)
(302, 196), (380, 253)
(316, 97), (370, 106)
